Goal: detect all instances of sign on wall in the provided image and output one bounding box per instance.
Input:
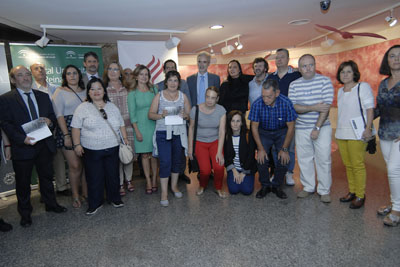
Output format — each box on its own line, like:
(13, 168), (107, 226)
(0, 43), (11, 95)
(10, 44), (103, 87)
(117, 40), (178, 84)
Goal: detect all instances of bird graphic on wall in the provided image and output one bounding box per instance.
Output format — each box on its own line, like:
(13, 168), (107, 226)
(315, 24), (387, 40)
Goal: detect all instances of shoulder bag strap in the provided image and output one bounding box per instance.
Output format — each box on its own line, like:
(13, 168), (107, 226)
(67, 85), (84, 102)
(92, 103), (122, 144)
(193, 105), (199, 154)
(356, 83), (367, 128)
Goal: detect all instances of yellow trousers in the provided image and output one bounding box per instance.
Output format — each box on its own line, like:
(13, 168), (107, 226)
(337, 139), (368, 198)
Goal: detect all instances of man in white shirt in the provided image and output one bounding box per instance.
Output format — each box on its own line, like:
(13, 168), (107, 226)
(82, 51), (100, 88)
(30, 62), (57, 98)
(288, 54), (334, 203)
(248, 58), (269, 106)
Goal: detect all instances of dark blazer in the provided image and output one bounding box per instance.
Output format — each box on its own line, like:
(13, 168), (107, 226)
(0, 89), (56, 160)
(224, 130), (257, 174)
(187, 72), (220, 106)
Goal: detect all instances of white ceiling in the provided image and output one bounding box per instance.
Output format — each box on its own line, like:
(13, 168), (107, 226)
(0, 0), (399, 55)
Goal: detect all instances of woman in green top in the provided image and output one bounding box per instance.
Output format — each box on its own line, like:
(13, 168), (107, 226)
(128, 65), (158, 194)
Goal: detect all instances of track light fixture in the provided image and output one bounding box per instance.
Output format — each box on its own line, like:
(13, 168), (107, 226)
(235, 36), (243, 50)
(221, 41), (235, 55)
(208, 44), (215, 56)
(385, 9), (398, 27)
(35, 28), (50, 48)
(321, 36), (335, 48)
(165, 34), (181, 49)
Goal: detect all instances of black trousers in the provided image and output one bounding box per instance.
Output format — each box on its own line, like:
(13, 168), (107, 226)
(83, 146), (121, 210)
(12, 142), (57, 220)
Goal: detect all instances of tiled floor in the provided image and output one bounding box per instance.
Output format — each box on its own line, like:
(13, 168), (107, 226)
(0, 142), (399, 267)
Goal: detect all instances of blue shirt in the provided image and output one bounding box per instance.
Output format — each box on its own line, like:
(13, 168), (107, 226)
(267, 67), (302, 96)
(248, 94), (297, 130)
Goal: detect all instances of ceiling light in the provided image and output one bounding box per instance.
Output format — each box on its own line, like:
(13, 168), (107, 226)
(385, 9), (398, 27)
(165, 36), (181, 49)
(210, 25), (224, 30)
(321, 36), (334, 48)
(221, 41), (234, 55)
(35, 28), (50, 48)
(235, 36), (243, 50)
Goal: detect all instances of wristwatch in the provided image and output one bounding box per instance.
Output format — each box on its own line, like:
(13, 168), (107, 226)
(281, 147), (288, 152)
(313, 126), (320, 131)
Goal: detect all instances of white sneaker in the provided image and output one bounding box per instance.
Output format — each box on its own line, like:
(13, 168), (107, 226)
(285, 172), (295, 186)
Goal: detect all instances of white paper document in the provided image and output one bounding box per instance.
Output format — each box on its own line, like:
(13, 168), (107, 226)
(350, 116), (376, 140)
(21, 118), (52, 142)
(165, 115), (183, 125)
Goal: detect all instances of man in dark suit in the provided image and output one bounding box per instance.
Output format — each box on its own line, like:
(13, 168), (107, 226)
(0, 66), (67, 227)
(187, 52), (220, 106)
(82, 51), (100, 89)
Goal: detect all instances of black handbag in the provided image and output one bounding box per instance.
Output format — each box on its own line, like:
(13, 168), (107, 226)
(189, 105), (200, 173)
(356, 83), (377, 154)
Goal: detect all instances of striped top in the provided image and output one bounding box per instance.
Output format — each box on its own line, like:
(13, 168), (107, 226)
(288, 74), (334, 130)
(232, 135), (242, 171)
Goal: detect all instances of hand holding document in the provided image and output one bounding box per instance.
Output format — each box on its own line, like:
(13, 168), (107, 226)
(21, 117), (52, 143)
(350, 116), (376, 140)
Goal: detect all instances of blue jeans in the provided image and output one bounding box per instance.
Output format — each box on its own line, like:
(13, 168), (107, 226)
(83, 146), (120, 209)
(156, 131), (183, 178)
(257, 127), (288, 188)
(227, 170), (254, 195)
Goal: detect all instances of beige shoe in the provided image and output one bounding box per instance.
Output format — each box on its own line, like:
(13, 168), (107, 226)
(216, 190), (227, 199)
(383, 213), (400, 227)
(196, 187), (204, 196)
(320, 194), (331, 203)
(297, 190), (312, 198)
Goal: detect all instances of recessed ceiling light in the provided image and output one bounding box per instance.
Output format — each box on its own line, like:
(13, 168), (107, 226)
(288, 19), (311, 26)
(210, 25), (224, 30)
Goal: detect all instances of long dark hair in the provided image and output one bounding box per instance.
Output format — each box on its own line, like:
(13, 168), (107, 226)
(379, 44), (400, 76)
(61, 64), (85, 90)
(227, 60), (243, 82)
(226, 110), (247, 139)
(86, 77), (110, 103)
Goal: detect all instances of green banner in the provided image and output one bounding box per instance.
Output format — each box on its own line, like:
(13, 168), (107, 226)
(10, 44), (103, 86)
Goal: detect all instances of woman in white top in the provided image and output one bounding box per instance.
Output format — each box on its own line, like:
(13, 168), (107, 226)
(148, 71), (191, 207)
(71, 78), (128, 215)
(335, 60), (374, 209)
(52, 65), (87, 209)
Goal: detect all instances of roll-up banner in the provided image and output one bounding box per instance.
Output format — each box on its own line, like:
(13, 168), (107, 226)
(117, 40), (178, 85)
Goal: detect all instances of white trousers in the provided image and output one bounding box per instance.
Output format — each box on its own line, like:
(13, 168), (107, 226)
(295, 126), (332, 195)
(380, 139), (400, 212)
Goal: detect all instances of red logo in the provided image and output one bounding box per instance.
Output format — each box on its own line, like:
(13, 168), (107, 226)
(136, 55), (163, 84)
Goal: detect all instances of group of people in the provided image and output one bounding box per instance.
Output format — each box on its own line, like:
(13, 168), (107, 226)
(0, 44), (399, 232)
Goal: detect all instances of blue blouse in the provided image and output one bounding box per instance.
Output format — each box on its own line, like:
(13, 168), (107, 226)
(375, 78), (400, 141)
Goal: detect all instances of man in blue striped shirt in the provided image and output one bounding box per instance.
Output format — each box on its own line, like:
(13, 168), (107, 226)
(248, 79), (297, 199)
(288, 54), (334, 203)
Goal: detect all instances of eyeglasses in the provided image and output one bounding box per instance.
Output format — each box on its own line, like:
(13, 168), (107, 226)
(99, 108), (107, 120)
(107, 68), (120, 72)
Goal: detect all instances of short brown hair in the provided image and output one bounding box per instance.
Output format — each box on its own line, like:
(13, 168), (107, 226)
(336, 60), (360, 84)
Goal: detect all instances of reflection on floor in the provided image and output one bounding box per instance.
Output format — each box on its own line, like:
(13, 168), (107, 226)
(0, 141), (399, 267)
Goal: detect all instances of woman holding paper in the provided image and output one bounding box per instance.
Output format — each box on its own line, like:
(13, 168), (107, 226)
(375, 45), (400, 226)
(52, 65), (87, 209)
(148, 70), (191, 207)
(335, 60), (374, 209)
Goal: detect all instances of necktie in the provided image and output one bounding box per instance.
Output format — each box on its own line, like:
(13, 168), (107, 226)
(24, 92), (38, 120)
(198, 75), (205, 104)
